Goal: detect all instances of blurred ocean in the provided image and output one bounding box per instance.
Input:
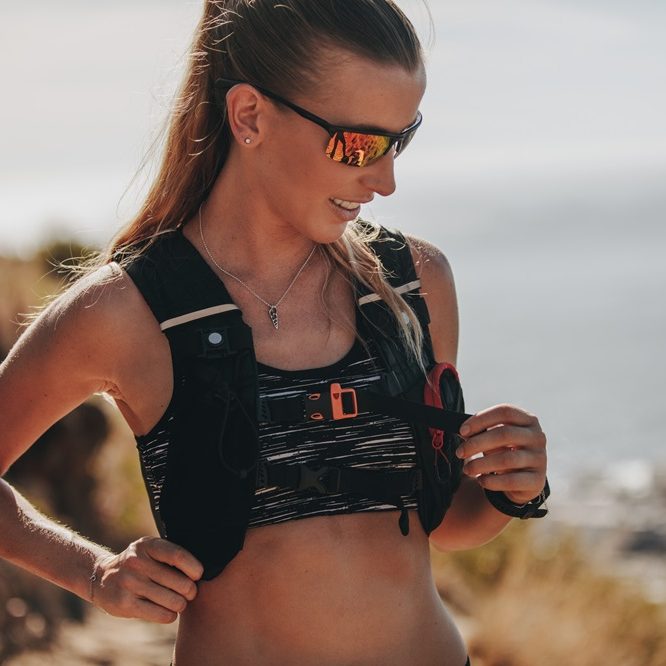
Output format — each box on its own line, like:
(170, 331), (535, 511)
(372, 168), (666, 490)
(1, 1), (665, 487)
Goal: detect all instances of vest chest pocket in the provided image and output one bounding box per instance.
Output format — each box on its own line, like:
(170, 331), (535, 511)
(158, 318), (259, 578)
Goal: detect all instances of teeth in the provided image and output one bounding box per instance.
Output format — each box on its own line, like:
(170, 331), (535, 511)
(332, 198), (361, 211)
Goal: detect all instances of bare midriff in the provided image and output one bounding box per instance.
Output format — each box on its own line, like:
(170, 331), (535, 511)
(173, 510), (467, 666)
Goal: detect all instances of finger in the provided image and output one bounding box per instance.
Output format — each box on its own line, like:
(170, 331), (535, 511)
(463, 447), (545, 478)
(476, 470), (544, 496)
(459, 404), (539, 438)
(148, 561), (199, 602)
(133, 576), (190, 614)
(456, 424), (543, 460)
(139, 538), (204, 581)
(134, 598), (179, 624)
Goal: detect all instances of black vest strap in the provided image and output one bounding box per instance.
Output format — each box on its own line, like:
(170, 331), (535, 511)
(359, 390), (470, 432)
(256, 461), (422, 498)
(260, 384), (471, 433)
(353, 224), (435, 396)
(123, 227), (238, 323)
(255, 460), (423, 536)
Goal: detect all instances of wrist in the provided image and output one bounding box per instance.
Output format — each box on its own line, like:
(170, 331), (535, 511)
(484, 479), (550, 519)
(89, 559), (100, 604)
(503, 491), (529, 505)
(88, 551), (114, 605)
(67, 531), (112, 604)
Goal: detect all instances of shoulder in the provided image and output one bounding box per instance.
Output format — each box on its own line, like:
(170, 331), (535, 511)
(0, 262), (163, 471)
(365, 223), (454, 287)
(35, 262), (125, 335)
(402, 232), (459, 365)
(402, 233), (455, 285)
(40, 262), (149, 336)
(22, 262), (160, 385)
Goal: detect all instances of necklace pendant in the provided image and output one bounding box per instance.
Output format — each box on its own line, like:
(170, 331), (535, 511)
(268, 305), (279, 330)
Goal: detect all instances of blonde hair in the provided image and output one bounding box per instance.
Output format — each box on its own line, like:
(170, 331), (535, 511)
(100, 0), (428, 368)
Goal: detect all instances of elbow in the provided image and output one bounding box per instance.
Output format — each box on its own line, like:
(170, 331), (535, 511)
(428, 518), (511, 552)
(428, 527), (448, 552)
(429, 531), (469, 553)
(428, 525), (461, 553)
(429, 532), (498, 553)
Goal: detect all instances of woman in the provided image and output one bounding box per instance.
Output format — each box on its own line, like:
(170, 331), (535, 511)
(0, 1), (548, 664)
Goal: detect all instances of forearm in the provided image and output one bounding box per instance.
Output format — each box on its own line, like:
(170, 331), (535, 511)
(0, 477), (114, 602)
(428, 477), (512, 551)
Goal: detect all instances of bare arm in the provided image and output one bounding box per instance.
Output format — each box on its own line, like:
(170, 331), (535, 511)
(0, 478), (113, 600)
(0, 266), (202, 622)
(405, 234), (547, 551)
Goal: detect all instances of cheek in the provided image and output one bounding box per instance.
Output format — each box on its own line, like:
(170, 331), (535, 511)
(272, 123), (338, 180)
(262, 126), (359, 221)
(269, 137), (338, 198)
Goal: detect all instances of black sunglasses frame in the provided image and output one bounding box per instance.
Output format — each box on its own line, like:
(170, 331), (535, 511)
(214, 77), (422, 165)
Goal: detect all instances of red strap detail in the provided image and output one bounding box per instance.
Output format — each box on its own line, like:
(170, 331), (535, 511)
(424, 362), (461, 462)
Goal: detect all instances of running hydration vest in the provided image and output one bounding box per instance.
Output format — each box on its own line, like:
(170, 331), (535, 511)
(124, 222), (467, 580)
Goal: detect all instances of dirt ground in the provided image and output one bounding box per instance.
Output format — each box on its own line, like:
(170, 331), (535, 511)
(5, 608), (177, 666)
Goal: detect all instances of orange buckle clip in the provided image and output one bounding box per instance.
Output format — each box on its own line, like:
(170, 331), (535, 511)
(330, 383), (358, 420)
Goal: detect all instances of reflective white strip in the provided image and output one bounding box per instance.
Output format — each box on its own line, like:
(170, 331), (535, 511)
(358, 279), (421, 306)
(160, 304), (240, 331)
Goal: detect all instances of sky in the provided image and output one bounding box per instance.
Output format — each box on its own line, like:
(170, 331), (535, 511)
(0, 0), (664, 254)
(1, 2), (665, 479)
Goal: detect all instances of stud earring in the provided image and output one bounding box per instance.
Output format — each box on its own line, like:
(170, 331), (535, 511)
(244, 137), (252, 145)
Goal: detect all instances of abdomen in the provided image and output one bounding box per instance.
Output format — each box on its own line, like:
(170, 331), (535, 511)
(174, 511), (467, 666)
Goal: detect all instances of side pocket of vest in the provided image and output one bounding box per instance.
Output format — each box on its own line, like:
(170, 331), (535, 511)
(439, 367), (465, 498)
(159, 344), (260, 580)
(414, 365), (466, 534)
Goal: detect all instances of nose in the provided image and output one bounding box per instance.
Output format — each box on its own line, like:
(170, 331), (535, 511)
(360, 151), (397, 198)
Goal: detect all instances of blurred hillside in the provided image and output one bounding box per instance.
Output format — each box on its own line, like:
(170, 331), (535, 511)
(435, 521), (666, 666)
(1, 244), (665, 665)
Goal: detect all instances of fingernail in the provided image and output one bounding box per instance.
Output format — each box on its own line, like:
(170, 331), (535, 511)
(460, 424), (470, 437)
(456, 447), (464, 459)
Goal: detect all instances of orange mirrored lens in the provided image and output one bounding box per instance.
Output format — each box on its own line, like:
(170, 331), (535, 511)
(325, 131), (392, 167)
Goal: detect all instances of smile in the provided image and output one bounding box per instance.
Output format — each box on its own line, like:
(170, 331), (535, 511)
(331, 198), (362, 211)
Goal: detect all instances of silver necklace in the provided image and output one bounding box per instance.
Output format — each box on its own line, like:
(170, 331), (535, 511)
(198, 204), (317, 330)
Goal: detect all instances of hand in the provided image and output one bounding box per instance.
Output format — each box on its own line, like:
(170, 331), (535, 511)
(91, 536), (204, 623)
(456, 404), (547, 505)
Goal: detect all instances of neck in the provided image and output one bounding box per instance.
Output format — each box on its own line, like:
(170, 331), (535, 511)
(190, 164), (319, 283)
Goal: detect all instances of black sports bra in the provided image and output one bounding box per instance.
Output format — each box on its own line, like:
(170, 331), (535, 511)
(249, 337), (420, 529)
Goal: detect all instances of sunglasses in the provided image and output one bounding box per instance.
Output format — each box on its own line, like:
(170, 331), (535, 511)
(215, 77), (422, 168)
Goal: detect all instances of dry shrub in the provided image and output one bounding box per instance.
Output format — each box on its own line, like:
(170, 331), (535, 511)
(0, 258), (48, 352)
(0, 241), (90, 355)
(432, 522), (666, 666)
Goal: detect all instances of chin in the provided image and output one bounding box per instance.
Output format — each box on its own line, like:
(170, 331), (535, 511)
(312, 220), (351, 246)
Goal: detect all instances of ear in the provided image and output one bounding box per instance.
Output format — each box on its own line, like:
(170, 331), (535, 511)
(224, 83), (270, 148)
